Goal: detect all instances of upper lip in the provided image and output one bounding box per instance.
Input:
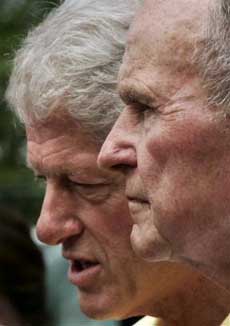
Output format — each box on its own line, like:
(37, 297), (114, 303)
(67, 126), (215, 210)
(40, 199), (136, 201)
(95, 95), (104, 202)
(62, 252), (99, 264)
(125, 192), (149, 203)
(125, 177), (149, 203)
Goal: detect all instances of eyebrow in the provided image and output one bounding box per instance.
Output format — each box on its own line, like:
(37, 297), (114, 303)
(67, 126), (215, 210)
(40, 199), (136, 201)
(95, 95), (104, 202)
(27, 159), (76, 177)
(118, 77), (165, 109)
(26, 157), (103, 182)
(119, 86), (154, 107)
(26, 159), (60, 177)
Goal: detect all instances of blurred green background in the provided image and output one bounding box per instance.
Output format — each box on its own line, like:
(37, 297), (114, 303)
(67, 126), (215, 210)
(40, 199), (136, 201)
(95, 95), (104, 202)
(0, 0), (60, 223)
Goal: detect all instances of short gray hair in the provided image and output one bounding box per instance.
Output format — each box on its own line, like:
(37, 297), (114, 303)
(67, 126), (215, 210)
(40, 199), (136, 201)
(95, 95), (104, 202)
(6, 0), (140, 143)
(196, 0), (230, 114)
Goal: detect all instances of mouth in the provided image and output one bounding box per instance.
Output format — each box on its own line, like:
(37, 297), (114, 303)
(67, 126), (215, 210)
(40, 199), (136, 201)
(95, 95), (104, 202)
(126, 196), (150, 224)
(72, 258), (99, 272)
(126, 195), (150, 205)
(68, 258), (102, 288)
(126, 194), (150, 206)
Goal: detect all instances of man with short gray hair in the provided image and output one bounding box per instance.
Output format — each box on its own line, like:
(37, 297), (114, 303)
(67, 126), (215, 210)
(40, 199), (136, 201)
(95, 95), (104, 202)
(99, 0), (230, 319)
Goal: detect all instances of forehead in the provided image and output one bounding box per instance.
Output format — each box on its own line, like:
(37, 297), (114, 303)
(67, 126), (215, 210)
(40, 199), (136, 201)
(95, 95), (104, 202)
(27, 112), (85, 142)
(120, 0), (211, 83)
(26, 112), (100, 174)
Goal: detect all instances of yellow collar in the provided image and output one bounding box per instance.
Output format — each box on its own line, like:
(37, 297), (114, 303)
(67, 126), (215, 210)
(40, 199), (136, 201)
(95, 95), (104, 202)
(222, 314), (230, 326)
(134, 315), (230, 326)
(133, 316), (158, 326)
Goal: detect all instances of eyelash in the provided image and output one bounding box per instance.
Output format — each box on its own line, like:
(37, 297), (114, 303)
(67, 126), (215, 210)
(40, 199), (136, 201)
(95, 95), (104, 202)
(69, 181), (91, 189)
(130, 103), (155, 119)
(68, 180), (110, 202)
(34, 175), (110, 202)
(34, 175), (107, 192)
(68, 181), (107, 191)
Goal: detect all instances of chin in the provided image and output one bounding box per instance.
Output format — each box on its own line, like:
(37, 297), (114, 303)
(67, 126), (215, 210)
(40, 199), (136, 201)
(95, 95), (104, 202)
(78, 292), (125, 321)
(130, 226), (153, 260)
(80, 306), (108, 320)
(130, 224), (172, 262)
(80, 305), (125, 321)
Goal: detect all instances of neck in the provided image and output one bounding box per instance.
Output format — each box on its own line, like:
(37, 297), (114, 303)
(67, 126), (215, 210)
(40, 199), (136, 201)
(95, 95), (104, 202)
(143, 263), (230, 326)
(159, 282), (229, 326)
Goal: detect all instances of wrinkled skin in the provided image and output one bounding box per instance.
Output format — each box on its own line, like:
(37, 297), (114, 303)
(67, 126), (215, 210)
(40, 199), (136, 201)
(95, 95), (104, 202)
(26, 112), (158, 320)
(26, 112), (230, 326)
(98, 0), (230, 292)
(26, 111), (186, 321)
(26, 113), (230, 326)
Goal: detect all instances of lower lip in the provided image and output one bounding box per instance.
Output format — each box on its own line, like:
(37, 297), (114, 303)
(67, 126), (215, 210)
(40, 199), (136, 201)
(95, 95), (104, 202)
(68, 263), (102, 288)
(127, 198), (150, 207)
(128, 199), (150, 221)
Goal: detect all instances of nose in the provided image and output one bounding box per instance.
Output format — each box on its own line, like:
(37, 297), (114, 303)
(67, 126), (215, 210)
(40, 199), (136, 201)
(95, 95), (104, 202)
(98, 109), (137, 173)
(36, 181), (84, 245)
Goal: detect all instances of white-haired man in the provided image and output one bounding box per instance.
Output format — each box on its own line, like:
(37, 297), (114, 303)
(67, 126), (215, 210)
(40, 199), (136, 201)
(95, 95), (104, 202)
(99, 0), (230, 322)
(6, 0), (230, 325)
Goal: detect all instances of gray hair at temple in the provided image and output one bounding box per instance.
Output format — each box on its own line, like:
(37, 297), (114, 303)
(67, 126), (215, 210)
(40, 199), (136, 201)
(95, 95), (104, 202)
(196, 0), (230, 114)
(6, 0), (140, 143)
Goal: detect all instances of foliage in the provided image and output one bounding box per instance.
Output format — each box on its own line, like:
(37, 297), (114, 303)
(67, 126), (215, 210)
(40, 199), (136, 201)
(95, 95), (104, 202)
(0, 0), (59, 223)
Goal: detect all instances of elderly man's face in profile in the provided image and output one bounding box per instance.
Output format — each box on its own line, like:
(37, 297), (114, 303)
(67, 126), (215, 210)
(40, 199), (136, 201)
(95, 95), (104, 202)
(26, 111), (166, 320)
(99, 0), (230, 282)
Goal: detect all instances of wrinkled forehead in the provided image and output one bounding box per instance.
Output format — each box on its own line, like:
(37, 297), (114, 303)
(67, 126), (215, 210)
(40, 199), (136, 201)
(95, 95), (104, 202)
(120, 0), (212, 79)
(26, 112), (80, 143)
(129, 0), (212, 41)
(25, 111), (100, 156)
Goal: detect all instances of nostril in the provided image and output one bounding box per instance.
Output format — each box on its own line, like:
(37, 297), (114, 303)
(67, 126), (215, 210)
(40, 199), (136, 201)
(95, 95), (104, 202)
(98, 146), (137, 171)
(111, 163), (132, 174)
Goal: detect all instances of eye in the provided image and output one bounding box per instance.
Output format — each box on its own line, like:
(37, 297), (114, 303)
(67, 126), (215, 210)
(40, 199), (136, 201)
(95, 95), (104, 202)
(129, 102), (157, 120)
(68, 180), (111, 202)
(69, 181), (107, 192)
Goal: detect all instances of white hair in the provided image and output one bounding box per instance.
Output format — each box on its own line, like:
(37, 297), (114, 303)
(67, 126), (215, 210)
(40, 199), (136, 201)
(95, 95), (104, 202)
(6, 0), (140, 143)
(195, 0), (230, 114)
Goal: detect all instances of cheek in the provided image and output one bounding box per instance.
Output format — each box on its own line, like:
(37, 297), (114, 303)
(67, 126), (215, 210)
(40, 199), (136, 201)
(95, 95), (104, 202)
(145, 118), (212, 164)
(90, 200), (133, 243)
(139, 118), (230, 252)
(140, 113), (225, 187)
(108, 208), (133, 241)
